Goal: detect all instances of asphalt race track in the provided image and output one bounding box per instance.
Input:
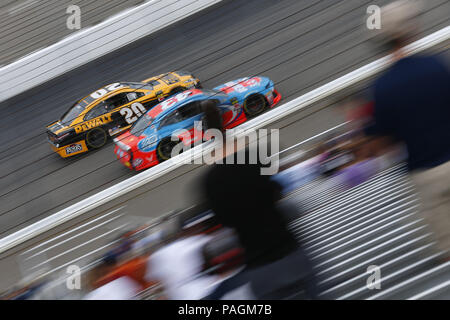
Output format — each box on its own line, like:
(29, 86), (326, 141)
(0, 0), (449, 237)
(0, 0), (144, 65)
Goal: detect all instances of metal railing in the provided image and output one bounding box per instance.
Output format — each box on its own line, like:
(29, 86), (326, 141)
(286, 162), (449, 299)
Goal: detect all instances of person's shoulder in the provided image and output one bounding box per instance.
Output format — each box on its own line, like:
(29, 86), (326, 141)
(373, 62), (400, 89)
(373, 55), (436, 91)
(403, 54), (449, 73)
(413, 54), (445, 63)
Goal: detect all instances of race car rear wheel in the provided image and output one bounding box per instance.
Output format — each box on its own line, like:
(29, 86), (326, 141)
(156, 138), (179, 162)
(86, 127), (107, 149)
(243, 94), (266, 117)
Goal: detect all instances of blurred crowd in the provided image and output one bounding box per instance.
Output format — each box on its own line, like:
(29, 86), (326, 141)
(2, 102), (399, 300)
(2, 0), (449, 300)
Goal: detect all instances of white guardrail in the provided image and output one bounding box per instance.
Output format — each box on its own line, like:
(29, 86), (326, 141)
(0, 25), (448, 255)
(0, 0), (223, 102)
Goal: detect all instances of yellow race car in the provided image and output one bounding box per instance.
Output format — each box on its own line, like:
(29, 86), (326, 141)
(46, 71), (200, 158)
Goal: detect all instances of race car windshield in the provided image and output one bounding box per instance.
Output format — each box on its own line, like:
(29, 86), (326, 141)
(60, 103), (84, 125)
(130, 113), (154, 136)
(122, 82), (153, 91)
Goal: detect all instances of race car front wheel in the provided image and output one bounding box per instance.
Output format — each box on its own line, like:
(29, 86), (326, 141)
(243, 94), (266, 117)
(156, 138), (179, 162)
(86, 128), (107, 149)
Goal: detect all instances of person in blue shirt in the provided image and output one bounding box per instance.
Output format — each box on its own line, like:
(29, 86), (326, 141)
(365, 0), (450, 258)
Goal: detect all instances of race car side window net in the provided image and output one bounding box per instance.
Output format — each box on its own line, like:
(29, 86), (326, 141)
(84, 101), (110, 120)
(160, 110), (182, 127)
(130, 114), (154, 136)
(178, 101), (203, 120)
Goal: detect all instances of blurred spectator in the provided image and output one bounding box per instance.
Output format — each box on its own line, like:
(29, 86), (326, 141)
(94, 255), (153, 292)
(145, 216), (221, 300)
(340, 95), (375, 131)
(365, 1), (450, 257)
(272, 153), (321, 195)
(200, 100), (318, 299)
(82, 228), (165, 299)
(31, 271), (85, 300)
(202, 227), (245, 275)
(84, 276), (141, 300)
(3, 271), (48, 300)
(83, 255), (141, 300)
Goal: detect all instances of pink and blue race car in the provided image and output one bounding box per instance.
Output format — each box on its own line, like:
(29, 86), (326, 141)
(113, 76), (281, 171)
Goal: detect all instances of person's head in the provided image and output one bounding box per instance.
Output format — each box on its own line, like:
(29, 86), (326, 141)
(374, 0), (422, 54)
(200, 99), (241, 160)
(200, 99), (223, 135)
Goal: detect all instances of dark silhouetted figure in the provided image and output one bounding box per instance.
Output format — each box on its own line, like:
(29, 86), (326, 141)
(199, 100), (318, 299)
(365, 1), (450, 257)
